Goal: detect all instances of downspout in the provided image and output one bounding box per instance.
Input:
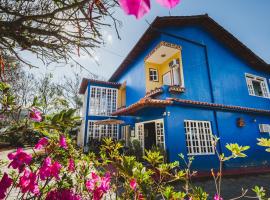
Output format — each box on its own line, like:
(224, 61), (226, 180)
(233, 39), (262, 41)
(83, 82), (91, 148)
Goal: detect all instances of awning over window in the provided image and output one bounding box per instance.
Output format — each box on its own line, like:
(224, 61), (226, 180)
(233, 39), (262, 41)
(94, 119), (125, 125)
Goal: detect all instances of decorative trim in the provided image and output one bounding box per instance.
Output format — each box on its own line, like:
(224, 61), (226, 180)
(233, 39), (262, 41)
(145, 87), (163, 98)
(169, 86), (185, 93)
(170, 98), (270, 115)
(144, 41), (182, 62)
(112, 98), (173, 116)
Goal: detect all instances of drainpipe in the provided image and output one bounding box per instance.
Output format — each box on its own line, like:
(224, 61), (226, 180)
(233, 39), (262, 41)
(83, 82), (91, 149)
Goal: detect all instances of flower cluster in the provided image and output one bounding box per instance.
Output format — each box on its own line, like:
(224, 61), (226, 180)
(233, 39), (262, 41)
(8, 148), (32, 173)
(19, 169), (39, 195)
(119, 0), (181, 19)
(0, 173), (12, 200)
(86, 172), (111, 200)
(39, 157), (62, 180)
(29, 108), (42, 122)
(45, 189), (82, 200)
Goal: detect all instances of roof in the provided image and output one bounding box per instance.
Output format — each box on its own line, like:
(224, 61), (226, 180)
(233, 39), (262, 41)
(109, 14), (269, 82)
(79, 78), (121, 94)
(112, 97), (270, 116)
(112, 98), (173, 116)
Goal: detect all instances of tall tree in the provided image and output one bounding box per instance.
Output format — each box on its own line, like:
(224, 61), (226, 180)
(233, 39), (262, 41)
(0, 0), (120, 67)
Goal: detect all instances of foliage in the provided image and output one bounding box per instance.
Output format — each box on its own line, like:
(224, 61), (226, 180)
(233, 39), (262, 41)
(1, 81), (270, 200)
(0, 0), (120, 68)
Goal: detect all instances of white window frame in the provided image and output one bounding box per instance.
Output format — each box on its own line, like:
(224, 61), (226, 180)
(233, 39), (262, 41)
(87, 120), (119, 141)
(259, 124), (270, 133)
(184, 120), (215, 156)
(245, 73), (270, 99)
(89, 86), (118, 116)
(149, 68), (159, 82)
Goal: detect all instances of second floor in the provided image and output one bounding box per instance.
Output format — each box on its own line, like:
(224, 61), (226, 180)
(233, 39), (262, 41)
(79, 15), (270, 117)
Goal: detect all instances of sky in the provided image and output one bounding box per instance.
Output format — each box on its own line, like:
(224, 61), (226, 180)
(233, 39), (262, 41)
(27, 0), (270, 81)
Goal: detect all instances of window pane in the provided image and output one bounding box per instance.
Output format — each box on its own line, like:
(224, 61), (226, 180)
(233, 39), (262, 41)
(252, 80), (263, 96)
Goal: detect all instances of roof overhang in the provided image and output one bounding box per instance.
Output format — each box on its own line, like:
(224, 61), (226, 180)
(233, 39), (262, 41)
(112, 98), (173, 116)
(79, 78), (121, 94)
(109, 14), (270, 82)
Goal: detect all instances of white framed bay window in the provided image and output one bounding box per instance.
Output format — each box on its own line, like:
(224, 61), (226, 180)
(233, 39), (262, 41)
(245, 73), (270, 98)
(89, 86), (118, 116)
(184, 120), (215, 155)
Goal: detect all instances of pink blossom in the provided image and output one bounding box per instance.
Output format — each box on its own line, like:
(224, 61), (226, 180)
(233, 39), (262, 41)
(8, 148), (32, 173)
(0, 173), (13, 200)
(50, 161), (62, 180)
(59, 135), (68, 149)
(214, 194), (223, 200)
(119, 0), (150, 19)
(29, 108), (42, 122)
(68, 159), (75, 172)
(39, 157), (62, 180)
(45, 189), (82, 200)
(129, 178), (137, 190)
(35, 137), (49, 150)
(156, 0), (180, 8)
(86, 172), (111, 200)
(18, 169), (39, 196)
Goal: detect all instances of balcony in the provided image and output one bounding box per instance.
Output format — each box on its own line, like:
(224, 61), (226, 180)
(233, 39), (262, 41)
(144, 41), (184, 94)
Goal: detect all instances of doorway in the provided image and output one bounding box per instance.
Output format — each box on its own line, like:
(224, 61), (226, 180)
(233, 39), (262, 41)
(135, 119), (165, 151)
(144, 122), (156, 150)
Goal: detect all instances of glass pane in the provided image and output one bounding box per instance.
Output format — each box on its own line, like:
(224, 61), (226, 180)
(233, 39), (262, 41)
(252, 80), (263, 96)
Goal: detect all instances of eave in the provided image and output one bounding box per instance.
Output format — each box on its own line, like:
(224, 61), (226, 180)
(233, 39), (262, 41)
(79, 78), (121, 94)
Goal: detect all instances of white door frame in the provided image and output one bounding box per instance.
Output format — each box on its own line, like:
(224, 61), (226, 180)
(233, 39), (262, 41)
(135, 118), (165, 151)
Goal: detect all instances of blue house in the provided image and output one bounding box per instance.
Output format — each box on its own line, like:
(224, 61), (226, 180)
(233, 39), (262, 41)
(78, 15), (270, 172)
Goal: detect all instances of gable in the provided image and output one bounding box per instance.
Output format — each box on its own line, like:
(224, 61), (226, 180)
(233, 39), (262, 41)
(109, 14), (270, 82)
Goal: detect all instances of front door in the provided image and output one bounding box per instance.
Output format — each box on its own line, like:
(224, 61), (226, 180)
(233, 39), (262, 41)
(135, 119), (165, 151)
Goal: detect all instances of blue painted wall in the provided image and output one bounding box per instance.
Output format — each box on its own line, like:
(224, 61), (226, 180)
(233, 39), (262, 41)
(82, 23), (270, 171)
(114, 25), (270, 109)
(165, 105), (220, 171)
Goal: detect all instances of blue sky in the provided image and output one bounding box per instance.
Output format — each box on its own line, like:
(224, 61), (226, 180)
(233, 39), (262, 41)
(29, 0), (270, 81)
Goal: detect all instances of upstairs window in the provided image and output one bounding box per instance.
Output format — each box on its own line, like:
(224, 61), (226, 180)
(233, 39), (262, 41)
(89, 86), (117, 116)
(184, 120), (215, 155)
(149, 68), (158, 82)
(245, 73), (270, 98)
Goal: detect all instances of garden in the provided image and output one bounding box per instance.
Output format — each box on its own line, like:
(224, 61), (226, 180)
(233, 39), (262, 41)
(0, 0), (270, 199)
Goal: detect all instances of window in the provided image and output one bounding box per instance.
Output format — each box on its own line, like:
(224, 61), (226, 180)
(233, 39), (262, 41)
(149, 68), (158, 81)
(259, 124), (270, 133)
(89, 86), (118, 116)
(245, 73), (270, 98)
(88, 121), (118, 141)
(184, 120), (215, 155)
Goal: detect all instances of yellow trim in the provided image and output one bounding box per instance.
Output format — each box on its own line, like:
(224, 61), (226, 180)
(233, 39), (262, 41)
(145, 51), (183, 92)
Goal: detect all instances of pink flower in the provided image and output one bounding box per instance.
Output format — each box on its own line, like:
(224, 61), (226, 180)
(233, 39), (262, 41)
(35, 137), (49, 150)
(8, 148), (32, 173)
(50, 161), (62, 180)
(29, 108), (42, 122)
(0, 173), (13, 200)
(119, 0), (150, 19)
(86, 172), (111, 200)
(214, 194), (223, 200)
(59, 135), (68, 149)
(39, 157), (62, 180)
(18, 169), (39, 196)
(156, 0), (180, 8)
(68, 159), (75, 172)
(45, 189), (82, 200)
(129, 178), (137, 190)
